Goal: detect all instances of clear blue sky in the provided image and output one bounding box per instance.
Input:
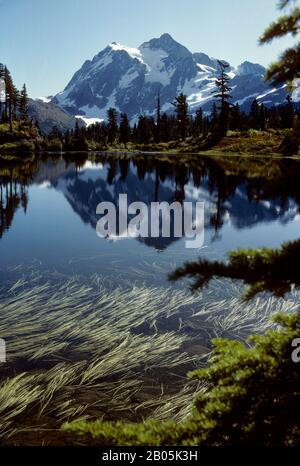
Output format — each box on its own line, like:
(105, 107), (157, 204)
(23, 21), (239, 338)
(0, 0), (295, 98)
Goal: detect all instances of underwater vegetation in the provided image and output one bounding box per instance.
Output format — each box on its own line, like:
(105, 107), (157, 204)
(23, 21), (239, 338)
(0, 266), (298, 444)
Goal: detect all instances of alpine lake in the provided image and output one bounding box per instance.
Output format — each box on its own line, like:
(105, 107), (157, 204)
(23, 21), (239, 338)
(0, 151), (299, 443)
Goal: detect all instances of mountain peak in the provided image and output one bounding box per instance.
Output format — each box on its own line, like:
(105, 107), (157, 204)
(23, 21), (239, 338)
(237, 61), (266, 77)
(158, 33), (175, 43)
(193, 52), (219, 70)
(139, 33), (191, 59)
(106, 41), (143, 62)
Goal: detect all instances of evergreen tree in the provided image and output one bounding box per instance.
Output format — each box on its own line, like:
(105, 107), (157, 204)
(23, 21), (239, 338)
(131, 123), (138, 143)
(229, 103), (242, 130)
(160, 113), (170, 142)
(281, 95), (294, 128)
(0, 63), (4, 83)
(34, 119), (40, 134)
(4, 66), (15, 130)
(165, 114), (178, 141)
(260, 0), (300, 85)
(12, 85), (19, 119)
(119, 113), (131, 145)
(49, 125), (62, 140)
(0, 64), (4, 122)
(213, 60), (232, 135)
(64, 129), (73, 150)
(136, 115), (154, 144)
(172, 93), (189, 140)
(19, 84), (29, 122)
(74, 119), (80, 139)
(194, 108), (203, 136)
(155, 93), (161, 143)
(259, 103), (267, 130)
(260, 1), (300, 154)
(202, 116), (209, 137)
(250, 99), (261, 129)
(268, 106), (281, 129)
(106, 107), (118, 144)
(170, 237), (300, 299)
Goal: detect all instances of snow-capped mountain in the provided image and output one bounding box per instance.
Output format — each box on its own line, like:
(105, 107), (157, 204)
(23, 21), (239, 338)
(52, 33), (297, 121)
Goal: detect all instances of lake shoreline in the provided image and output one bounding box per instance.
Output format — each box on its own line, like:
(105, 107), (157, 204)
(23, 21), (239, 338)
(1, 129), (298, 159)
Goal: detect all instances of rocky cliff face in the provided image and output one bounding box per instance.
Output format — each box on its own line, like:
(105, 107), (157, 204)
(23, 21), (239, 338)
(28, 98), (78, 134)
(52, 33), (297, 122)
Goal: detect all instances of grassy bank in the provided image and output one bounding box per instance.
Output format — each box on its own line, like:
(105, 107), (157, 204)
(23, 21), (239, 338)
(0, 121), (41, 153)
(85, 129), (298, 157)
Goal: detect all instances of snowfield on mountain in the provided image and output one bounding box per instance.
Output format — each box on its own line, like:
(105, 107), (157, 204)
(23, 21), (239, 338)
(52, 33), (299, 122)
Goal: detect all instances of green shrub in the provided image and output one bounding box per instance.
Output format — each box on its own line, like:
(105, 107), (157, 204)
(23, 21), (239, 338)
(279, 128), (300, 156)
(46, 138), (63, 151)
(169, 240), (300, 298)
(17, 139), (35, 151)
(63, 312), (300, 446)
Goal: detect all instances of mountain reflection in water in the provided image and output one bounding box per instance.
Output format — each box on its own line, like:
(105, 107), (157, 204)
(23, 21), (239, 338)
(1, 153), (300, 282)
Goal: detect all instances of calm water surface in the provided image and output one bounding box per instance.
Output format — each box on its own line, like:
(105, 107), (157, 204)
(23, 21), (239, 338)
(1, 152), (300, 430)
(1, 153), (300, 286)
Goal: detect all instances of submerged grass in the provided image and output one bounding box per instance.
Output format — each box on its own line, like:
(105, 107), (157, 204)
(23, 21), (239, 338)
(0, 268), (298, 444)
